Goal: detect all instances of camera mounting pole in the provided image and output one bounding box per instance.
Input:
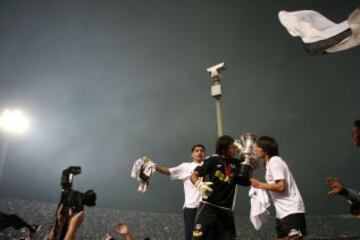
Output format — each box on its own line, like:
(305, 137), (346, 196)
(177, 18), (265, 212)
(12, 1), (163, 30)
(206, 62), (225, 137)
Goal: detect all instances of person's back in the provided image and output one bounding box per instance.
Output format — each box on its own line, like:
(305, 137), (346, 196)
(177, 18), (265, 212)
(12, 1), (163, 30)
(195, 154), (239, 209)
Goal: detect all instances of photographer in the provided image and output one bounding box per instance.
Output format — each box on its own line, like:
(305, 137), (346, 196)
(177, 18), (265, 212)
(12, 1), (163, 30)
(47, 166), (96, 240)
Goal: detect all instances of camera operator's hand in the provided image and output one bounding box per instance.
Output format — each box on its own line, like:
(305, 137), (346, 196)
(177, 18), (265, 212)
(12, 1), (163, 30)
(56, 204), (65, 227)
(57, 204), (63, 221)
(63, 210), (85, 240)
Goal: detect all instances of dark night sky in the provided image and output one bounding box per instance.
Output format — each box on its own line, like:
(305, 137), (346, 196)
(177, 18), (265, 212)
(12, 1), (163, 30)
(0, 0), (359, 216)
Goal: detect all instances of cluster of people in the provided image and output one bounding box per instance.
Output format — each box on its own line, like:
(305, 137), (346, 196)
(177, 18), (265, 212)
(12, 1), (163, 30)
(143, 119), (360, 240)
(150, 134), (306, 240)
(1, 119), (358, 239)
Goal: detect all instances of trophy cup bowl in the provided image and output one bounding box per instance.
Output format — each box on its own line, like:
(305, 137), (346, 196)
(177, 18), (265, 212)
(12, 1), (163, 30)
(234, 133), (257, 186)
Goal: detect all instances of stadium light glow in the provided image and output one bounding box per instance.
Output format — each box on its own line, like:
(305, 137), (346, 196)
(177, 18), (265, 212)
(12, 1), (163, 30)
(0, 109), (30, 135)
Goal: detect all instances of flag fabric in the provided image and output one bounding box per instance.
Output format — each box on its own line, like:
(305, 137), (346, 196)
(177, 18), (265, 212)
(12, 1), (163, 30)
(278, 8), (360, 55)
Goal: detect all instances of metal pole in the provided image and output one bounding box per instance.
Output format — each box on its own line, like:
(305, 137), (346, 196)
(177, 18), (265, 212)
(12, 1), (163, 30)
(214, 92), (223, 137)
(207, 62), (225, 137)
(0, 137), (10, 182)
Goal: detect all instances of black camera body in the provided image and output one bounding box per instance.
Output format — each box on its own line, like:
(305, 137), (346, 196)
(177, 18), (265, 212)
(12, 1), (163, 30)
(54, 166), (96, 240)
(60, 166), (96, 213)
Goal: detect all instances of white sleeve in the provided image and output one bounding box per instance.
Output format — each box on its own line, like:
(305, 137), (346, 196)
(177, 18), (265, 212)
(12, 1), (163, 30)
(269, 158), (285, 181)
(169, 163), (189, 181)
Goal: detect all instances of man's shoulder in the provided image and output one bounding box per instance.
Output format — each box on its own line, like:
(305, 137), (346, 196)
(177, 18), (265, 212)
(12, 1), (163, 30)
(181, 161), (201, 168)
(194, 155), (220, 168)
(267, 156), (287, 170)
(173, 162), (191, 169)
(269, 156), (285, 164)
(175, 161), (203, 170)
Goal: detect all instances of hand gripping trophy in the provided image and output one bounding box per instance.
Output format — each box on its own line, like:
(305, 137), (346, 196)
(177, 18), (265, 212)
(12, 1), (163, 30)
(234, 133), (258, 186)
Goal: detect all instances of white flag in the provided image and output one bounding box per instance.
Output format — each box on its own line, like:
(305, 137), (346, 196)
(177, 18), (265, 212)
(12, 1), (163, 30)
(278, 8), (360, 54)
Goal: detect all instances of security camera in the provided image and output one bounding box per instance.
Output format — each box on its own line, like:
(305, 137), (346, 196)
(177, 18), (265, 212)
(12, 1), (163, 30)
(206, 62), (225, 78)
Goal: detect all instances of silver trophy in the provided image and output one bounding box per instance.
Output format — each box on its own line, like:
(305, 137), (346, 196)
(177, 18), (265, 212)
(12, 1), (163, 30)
(234, 133), (257, 186)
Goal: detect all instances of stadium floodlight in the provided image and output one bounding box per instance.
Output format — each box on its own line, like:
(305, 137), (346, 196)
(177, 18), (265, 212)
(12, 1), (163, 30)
(0, 109), (30, 135)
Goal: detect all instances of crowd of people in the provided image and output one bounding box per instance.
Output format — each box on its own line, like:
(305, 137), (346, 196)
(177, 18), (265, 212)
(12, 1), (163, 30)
(0, 119), (359, 239)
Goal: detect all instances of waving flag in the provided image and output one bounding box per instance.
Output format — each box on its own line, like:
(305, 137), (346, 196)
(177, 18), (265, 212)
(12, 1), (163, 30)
(278, 8), (360, 55)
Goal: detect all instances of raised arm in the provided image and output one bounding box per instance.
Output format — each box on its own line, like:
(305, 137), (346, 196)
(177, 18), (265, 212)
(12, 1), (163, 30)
(326, 177), (360, 204)
(155, 165), (171, 176)
(117, 223), (134, 240)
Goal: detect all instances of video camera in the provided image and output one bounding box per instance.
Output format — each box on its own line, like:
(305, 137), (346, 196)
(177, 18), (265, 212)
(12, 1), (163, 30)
(60, 166), (96, 213)
(54, 166), (96, 240)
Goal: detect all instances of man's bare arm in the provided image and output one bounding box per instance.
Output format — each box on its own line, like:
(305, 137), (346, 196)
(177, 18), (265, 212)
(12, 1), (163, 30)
(155, 165), (171, 176)
(250, 178), (287, 193)
(64, 211), (85, 240)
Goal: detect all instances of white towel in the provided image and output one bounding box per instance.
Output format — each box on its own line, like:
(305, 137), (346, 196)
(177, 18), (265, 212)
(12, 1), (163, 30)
(131, 157), (144, 180)
(249, 187), (271, 231)
(278, 8), (360, 54)
(130, 156), (156, 193)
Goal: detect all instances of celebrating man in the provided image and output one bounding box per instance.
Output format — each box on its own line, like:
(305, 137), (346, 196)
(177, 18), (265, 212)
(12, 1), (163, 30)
(250, 136), (306, 240)
(190, 135), (247, 240)
(155, 144), (206, 240)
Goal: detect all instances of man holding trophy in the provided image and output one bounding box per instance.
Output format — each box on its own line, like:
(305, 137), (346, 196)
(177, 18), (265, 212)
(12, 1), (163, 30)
(190, 135), (258, 240)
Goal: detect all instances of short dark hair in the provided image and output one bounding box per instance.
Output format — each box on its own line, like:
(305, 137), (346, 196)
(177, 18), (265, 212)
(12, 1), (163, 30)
(215, 135), (234, 156)
(191, 144), (206, 152)
(354, 120), (360, 128)
(256, 136), (279, 157)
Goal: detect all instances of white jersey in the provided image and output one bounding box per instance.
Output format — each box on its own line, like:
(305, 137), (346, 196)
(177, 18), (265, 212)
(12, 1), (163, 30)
(265, 156), (305, 219)
(169, 161), (202, 209)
